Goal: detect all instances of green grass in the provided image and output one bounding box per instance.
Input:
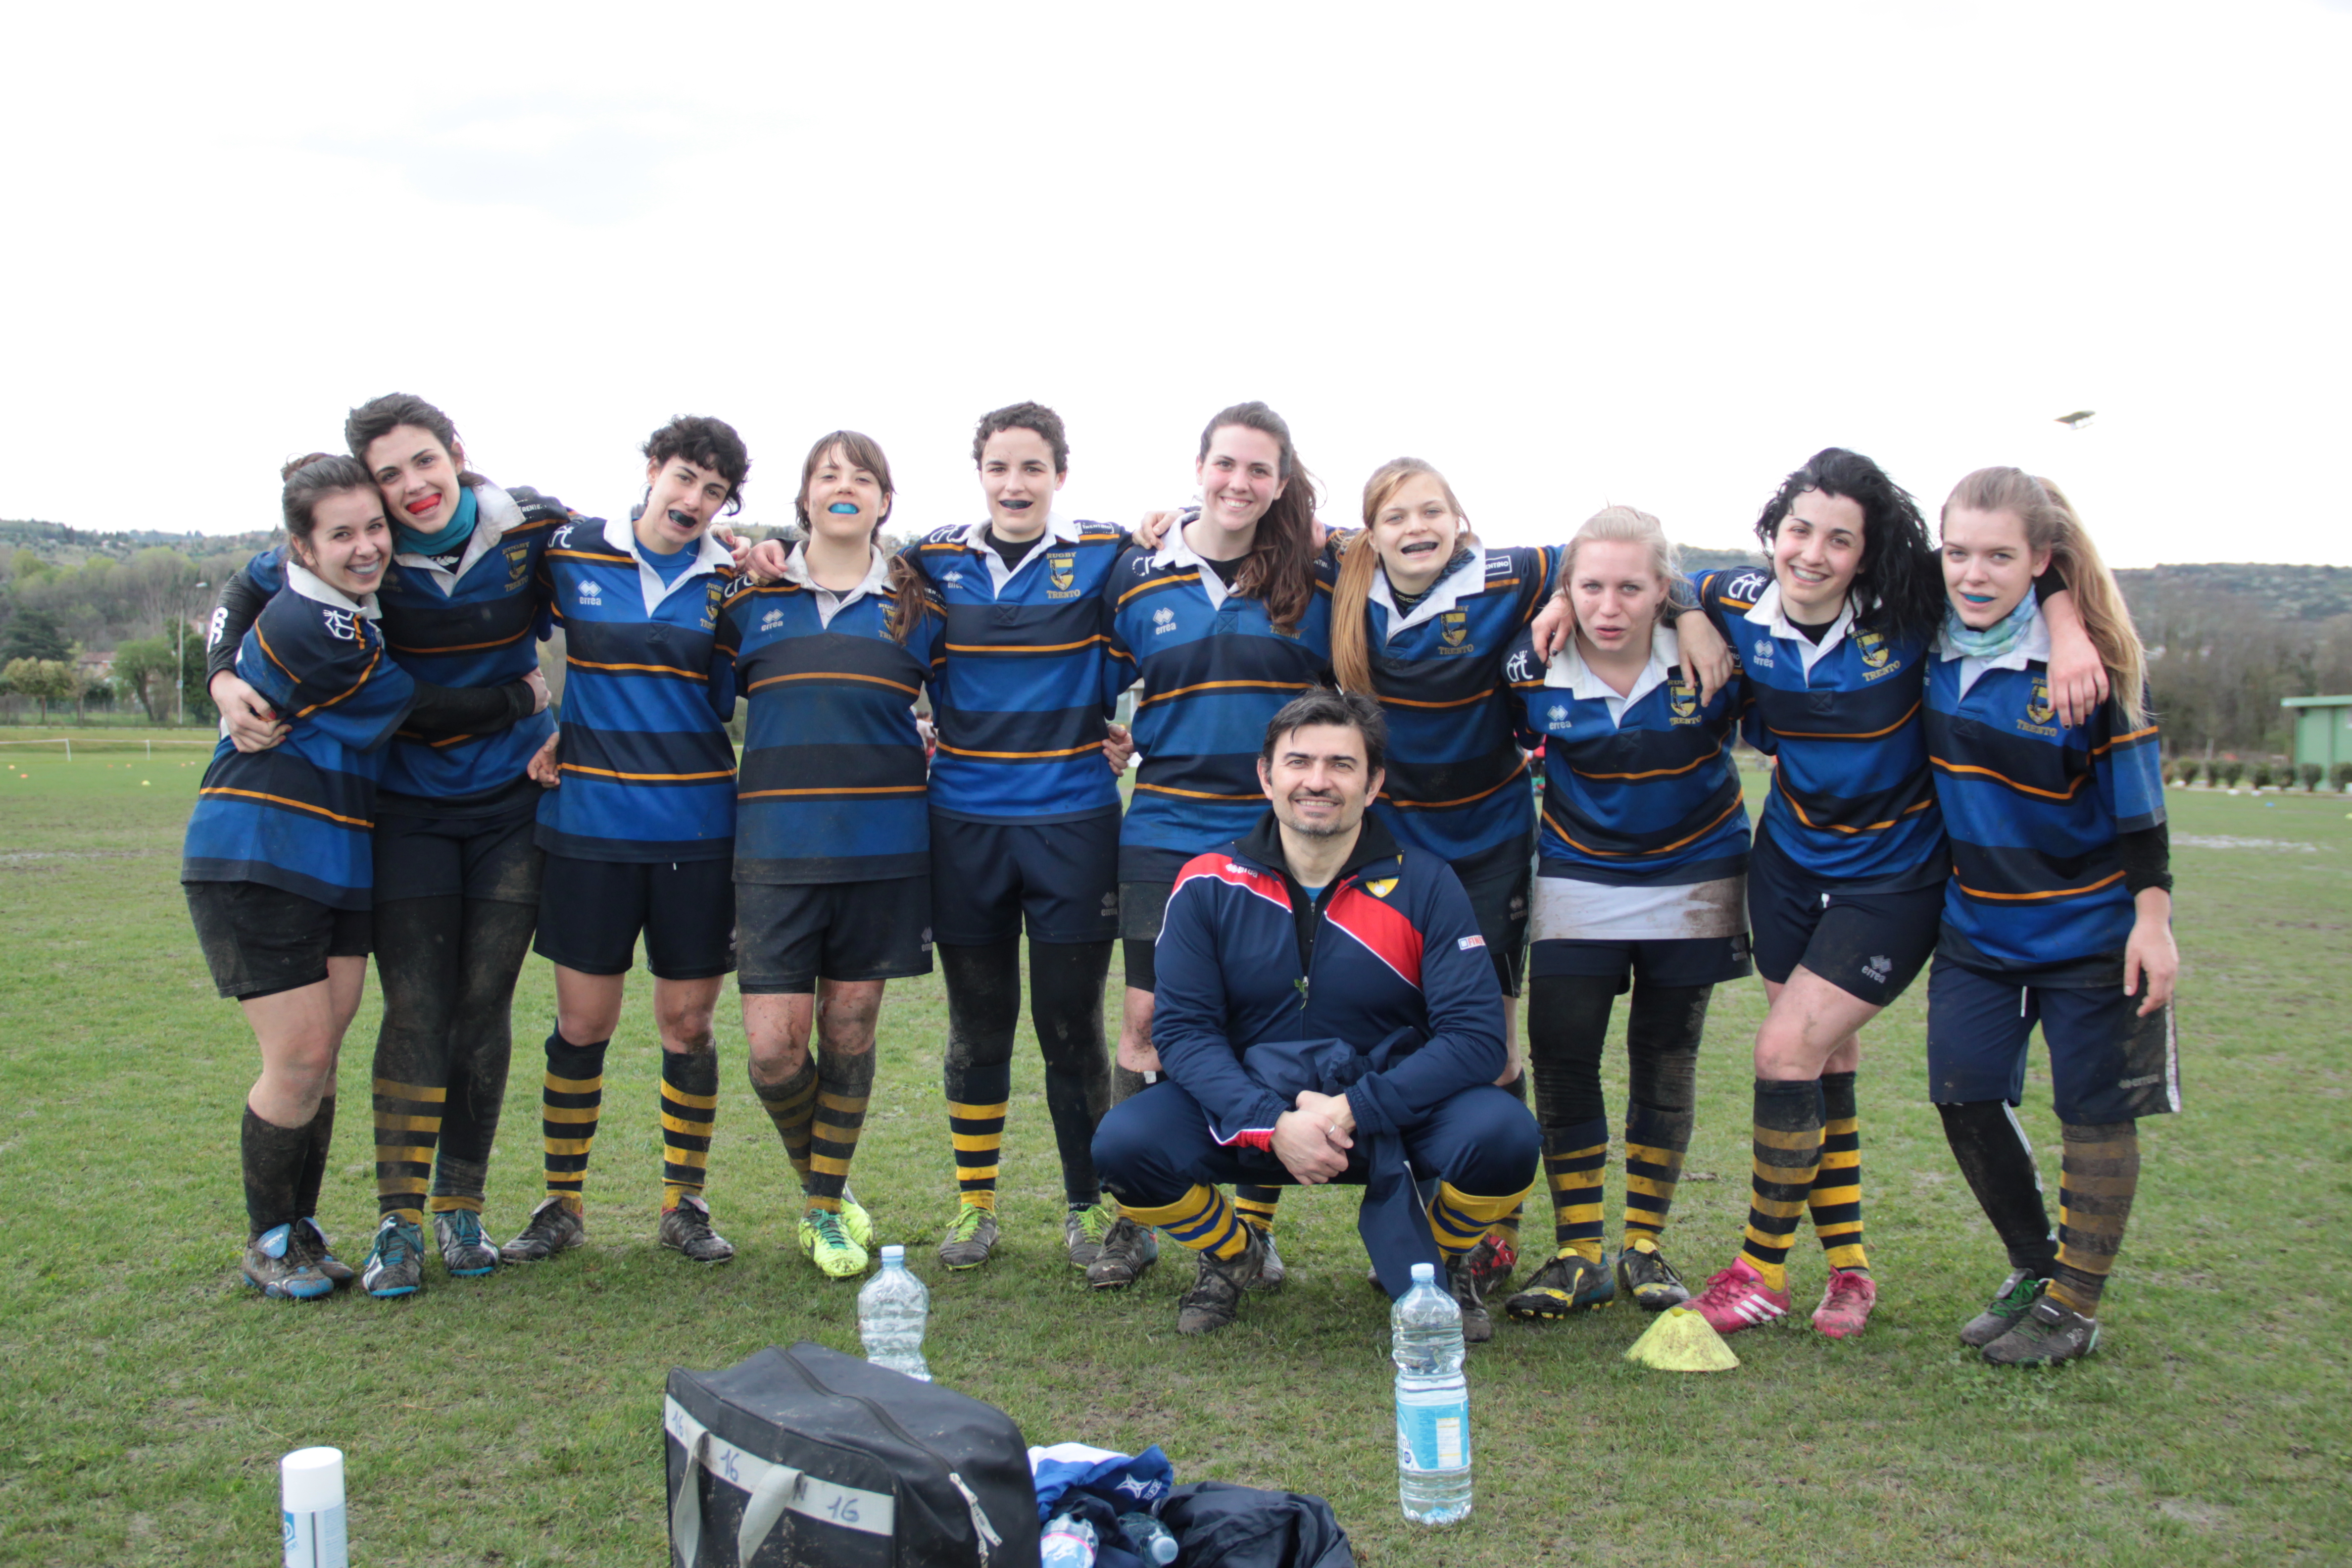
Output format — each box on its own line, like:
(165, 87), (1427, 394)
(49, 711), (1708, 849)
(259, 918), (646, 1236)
(3, 733), (2348, 1564)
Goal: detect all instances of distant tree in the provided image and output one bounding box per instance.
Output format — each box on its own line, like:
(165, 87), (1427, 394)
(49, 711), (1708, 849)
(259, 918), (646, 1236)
(2300, 763), (2323, 791)
(1, 607), (71, 663)
(109, 636), (178, 723)
(2250, 762), (2273, 790)
(2334, 763), (2352, 793)
(2217, 760), (2245, 789)
(2, 658), (82, 722)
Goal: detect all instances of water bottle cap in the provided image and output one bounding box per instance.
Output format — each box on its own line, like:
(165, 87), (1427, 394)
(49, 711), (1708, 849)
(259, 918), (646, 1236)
(881, 1244), (904, 1262)
(1410, 1261), (1435, 1283)
(280, 1446), (345, 1510)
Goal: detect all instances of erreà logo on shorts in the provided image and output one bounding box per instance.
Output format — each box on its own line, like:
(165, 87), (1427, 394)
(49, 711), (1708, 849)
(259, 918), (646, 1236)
(1861, 954), (1891, 983)
(578, 579), (603, 606)
(1153, 607), (1178, 635)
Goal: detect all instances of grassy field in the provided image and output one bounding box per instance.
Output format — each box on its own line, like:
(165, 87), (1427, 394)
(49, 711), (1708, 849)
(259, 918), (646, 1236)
(2, 730), (2348, 1566)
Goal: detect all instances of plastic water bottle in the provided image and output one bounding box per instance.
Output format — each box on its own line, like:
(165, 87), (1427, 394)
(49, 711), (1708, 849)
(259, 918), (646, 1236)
(1040, 1512), (1098, 1567)
(1391, 1260), (1471, 1524)
(1117, 1511), (1180, 1564)
(857, 1245), (931, 1381)
(281, 1446), (349, 1567)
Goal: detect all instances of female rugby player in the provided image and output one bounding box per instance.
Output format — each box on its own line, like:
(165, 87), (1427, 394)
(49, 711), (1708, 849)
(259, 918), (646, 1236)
(186, 454), (544, 1298)
(1924, 467), (2175, 1366)
(205, 394), (577, 1297)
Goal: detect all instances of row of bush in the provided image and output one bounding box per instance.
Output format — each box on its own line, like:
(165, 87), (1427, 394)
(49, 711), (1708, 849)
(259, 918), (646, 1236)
(2167, 759), (2352, 790)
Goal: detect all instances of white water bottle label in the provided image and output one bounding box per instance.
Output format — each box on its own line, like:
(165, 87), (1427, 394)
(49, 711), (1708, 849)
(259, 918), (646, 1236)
(284, 1504), (348, 1568)
(1395, 1385), (1470, 1472)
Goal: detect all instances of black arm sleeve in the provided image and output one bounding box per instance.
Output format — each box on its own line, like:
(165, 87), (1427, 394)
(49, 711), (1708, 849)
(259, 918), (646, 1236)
(205, 569), (270, 680)
(2033, 564), (2065, 603)
(403, 679), (536, 738)
(2119, 821), (2172, 896)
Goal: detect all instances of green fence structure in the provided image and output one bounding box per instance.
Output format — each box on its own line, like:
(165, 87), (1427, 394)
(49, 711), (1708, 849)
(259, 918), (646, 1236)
(2283, 694), (2352, 771)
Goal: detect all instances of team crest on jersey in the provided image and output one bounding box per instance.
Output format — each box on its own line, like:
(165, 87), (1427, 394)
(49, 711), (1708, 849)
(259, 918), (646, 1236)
(503, 541), (532, 589)
(1362, 877), (1398, 899)
(321, 608), (359, 642)
(1668, 678), (1699, 720)
(2026, 677), (2056, 726)
(1048, 552), (1077, 596)
(1856, 629), (1890, 669)
(1153, 606), (1178, 635)
(578, 580), (602, 606)
(1438, 609), (1471, 654)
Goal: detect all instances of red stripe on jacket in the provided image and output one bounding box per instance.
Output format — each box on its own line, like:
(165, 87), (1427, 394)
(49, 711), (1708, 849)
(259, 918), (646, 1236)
(1324, 882), (1423, 989)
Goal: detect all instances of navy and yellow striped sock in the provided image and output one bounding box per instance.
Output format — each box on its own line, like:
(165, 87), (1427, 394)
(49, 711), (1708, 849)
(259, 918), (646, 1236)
(1811, 1070), (1868, 1272)
(374, 1078), (444, 1225)
(1122, 1184), (1253, 1261)
(2049, 1120), (2139, 1317)
(807, 1049), (875, 1212)
(1430, 1178), (1535, 1260)
(1741, 1078), (1824, 1293)
(1234, 1184), (1281, 1236)
(1543, 1115), (1610, 1264)
(944, 1058), (1010, 1212)
(1622, 1100), (1693, 1253)
(752, 1057), (819, 1191)
(541, 1031), (607, 1214)
(660, 1050), (719, 1211)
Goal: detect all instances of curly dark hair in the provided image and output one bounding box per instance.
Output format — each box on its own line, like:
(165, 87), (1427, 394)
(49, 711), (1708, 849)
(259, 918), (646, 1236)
(643, 415), (751, 514)
(972, 401), (1069, 473)
(1750, 446), (1941, 646)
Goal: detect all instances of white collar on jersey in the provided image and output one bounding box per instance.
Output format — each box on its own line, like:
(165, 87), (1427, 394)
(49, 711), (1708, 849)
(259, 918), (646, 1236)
(601, 512), (733, 617)
(955, 509), (1084, 593)
(284, 559), (382, 620)
(1371, 546), (1484, 639)
(782, 540), (893, 619)
(1937, 594), (2052, 699)
(1544, 621), (1677, 726)
(1744, 578), (1862, 677)
(1152, 520), (1253, 611)
(391, 480), (526, 590)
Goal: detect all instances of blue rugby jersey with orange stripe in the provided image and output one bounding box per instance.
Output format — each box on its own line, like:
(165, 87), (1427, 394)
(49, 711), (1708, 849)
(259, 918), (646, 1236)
(227, 481), (570, 801)
(1507, 623), (1750, 886)
(1149, 812), (1505, 1145)
(1108, 536), (1335, 880)
(1698, 566), (1943, 888)
(181, 565), (417, 909)
(1357, 543), (1556, 864)
(1926, 638), (2165, 973)
(902, 513), (1131, 824)
(534, 515), (739, 862)
(724, 547), (942, 883)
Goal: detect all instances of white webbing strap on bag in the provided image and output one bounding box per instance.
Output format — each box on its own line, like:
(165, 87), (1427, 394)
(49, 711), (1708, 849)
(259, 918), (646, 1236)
(666, 1396), (896, 1564)
(946, 1473), (1002, 1565)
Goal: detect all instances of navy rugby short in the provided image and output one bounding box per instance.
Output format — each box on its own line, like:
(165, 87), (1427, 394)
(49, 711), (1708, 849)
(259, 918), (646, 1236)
(1746, 829), (1939, 1007)
(186, 881), (371, 1001)
(1925, 953), (2181, 1124)
(532, 853), (735, 980)
(929, 808), (1120, 947)
(736, 876), (933, 993)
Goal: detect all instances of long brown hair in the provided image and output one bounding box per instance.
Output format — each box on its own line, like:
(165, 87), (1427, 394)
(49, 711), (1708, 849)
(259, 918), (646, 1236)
(1941, 467), (2148, 727)
(1330, 458), (1478, 694)
(1195, 401), (1319, 631)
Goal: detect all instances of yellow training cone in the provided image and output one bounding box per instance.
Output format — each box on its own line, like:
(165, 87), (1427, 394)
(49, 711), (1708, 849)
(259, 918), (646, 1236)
(1623, 1307), (1740, 1372)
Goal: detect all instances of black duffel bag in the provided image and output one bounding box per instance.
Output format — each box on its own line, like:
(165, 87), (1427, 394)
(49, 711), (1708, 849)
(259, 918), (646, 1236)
(664, 1341), (1040, 1567)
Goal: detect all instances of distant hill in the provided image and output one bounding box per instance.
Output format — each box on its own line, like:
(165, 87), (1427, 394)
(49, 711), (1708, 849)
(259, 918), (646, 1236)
(2116, 562), (2352, 622)
(1, 518), (279, 567)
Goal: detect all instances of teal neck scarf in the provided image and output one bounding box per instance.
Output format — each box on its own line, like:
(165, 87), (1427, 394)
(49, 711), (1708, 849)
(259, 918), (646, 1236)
(1943, 589), (2039, 659)
(397, 484), (478, 558)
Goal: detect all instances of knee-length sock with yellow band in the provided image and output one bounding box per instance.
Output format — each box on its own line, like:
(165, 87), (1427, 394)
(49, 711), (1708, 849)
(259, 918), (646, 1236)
(806, 1049), (874, 1212)
(1123, 1184), (1254, 1261)
(1430, 1179), (1535, 1259)
(428, 899), (534, 1217)
(1741, 1077), (1824, 1292)
(659, 1050), (719, 1210)
(2050, 1119), (2139, 1317)
(1525, 972), (1618, 1263)
(1234, 1184), (1282, 1236)
(540, 1031), (607, 1212)
(1542, 1116), (1611, 1264)
(1622, 982), (1706, 1253)
(753, 1057), (819, 1188)
(939, 942), (1016, 1211)
(373, 1077), (444, 1225)
(1809, 1070), (1868, 1273)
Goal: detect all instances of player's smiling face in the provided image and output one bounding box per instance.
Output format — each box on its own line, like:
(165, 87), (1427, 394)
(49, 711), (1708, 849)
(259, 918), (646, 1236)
(1372, 472), (1461, 596)
(297, 488), (393, 599)
(978, 427), (1065, 541)
(363, 423), (465, 537)
(637, 455), (733, 552)
(1940, 504), (2048, 630)
(1193, 425), (1287, 548)
(1771, 488), (1866, 622)
(803, 442), (890, 547)
(1568, 537), (1664, 661)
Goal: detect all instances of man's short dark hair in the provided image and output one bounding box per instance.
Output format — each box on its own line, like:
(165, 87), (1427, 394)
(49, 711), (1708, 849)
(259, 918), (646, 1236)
(643, 415), (751, 513)
(972, 401), (1069, 473)
(1261, 687), (1387, 775)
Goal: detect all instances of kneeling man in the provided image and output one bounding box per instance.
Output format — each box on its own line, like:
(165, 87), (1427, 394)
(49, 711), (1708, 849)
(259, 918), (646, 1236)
(1092, 688), (1539, 1338)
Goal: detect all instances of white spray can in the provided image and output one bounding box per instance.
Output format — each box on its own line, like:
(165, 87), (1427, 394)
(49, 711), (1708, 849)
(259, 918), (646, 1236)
(281, 1446), (348, 1568)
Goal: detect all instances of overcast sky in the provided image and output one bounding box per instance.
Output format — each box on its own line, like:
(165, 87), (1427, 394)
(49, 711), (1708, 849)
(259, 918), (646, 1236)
(4, 2), (2346, 566)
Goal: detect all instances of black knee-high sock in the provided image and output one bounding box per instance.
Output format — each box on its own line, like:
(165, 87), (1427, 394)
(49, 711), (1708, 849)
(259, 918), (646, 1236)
(660, 1049), (719, 1209)
(1031, 940), (1113, 1207)
(1936, 1101), (2057, 1274)
(244, 1106), (315, 1239)
(1623, 982), (1708, 1251)
(371, 895), (460, 1225)
(432, 897), (535, 1215)
(940, 941), (1019, 1210)
(1526, 973), (1618, 1259)
(542, 1029), (608, 1211)
(807, 1048), (875, 1209)
(296, 1096), (335, 1220)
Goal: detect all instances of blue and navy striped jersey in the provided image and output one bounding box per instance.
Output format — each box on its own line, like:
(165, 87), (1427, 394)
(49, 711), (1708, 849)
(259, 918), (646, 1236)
(1926, 631), (2165, 974)
(181, 566), (417, 909)
(226, 482), (570, 802)
(535, 515), (739, 863)
(724, 546), (943, 884)
(1699, 567), (1943, 888)
(903, 513), (1130, 824)
(1509, 623), (1750, 886)
(1358, 544), (1554, 865)
(1107, 535), (1335, 881)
